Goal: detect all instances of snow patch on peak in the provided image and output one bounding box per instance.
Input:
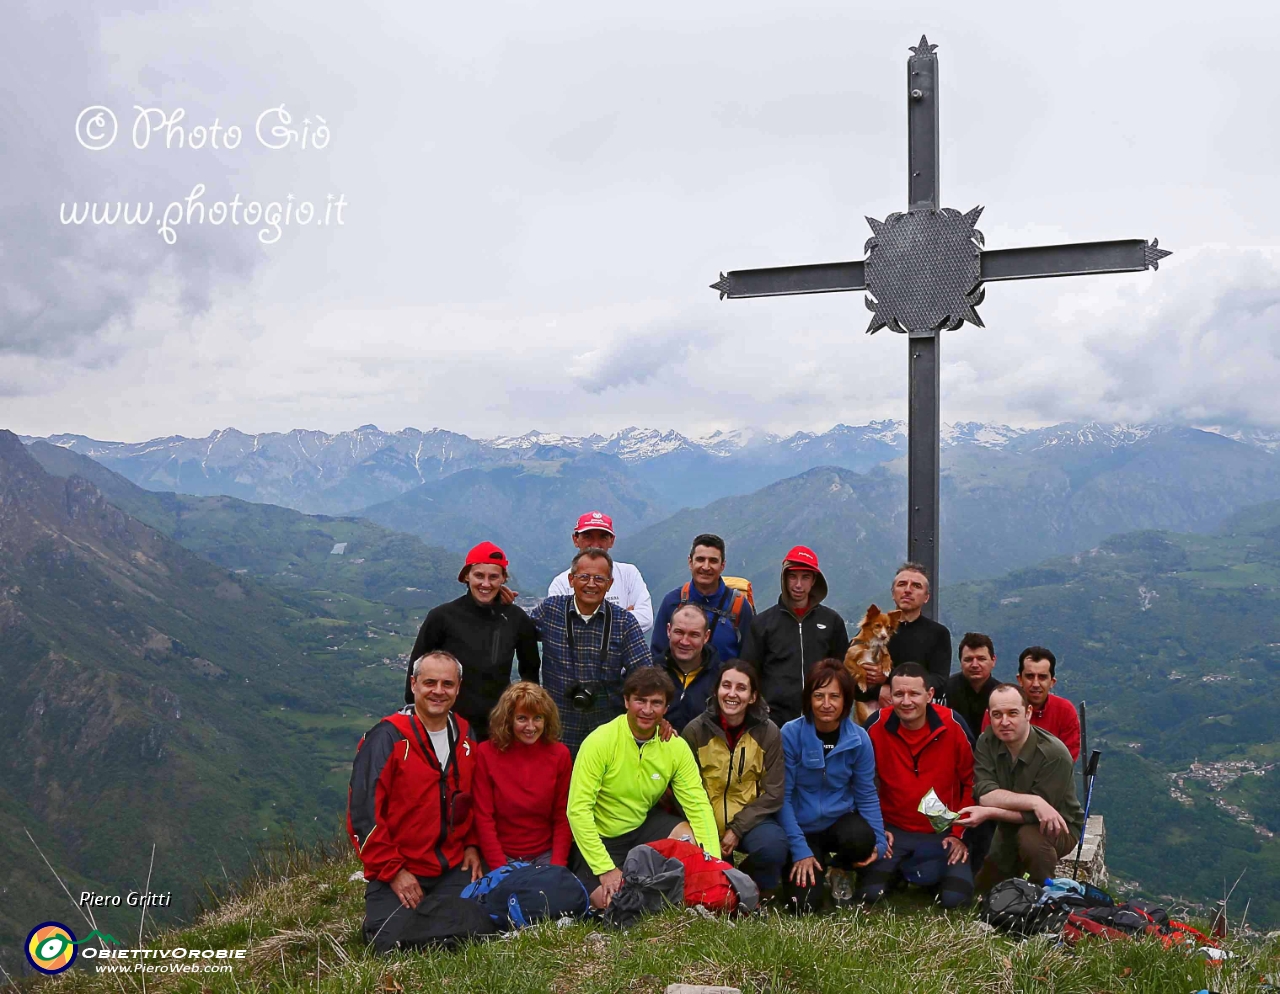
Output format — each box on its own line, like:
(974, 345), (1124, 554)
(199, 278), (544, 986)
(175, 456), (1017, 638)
(942, 422), (1027, 448)
(692, 427), (780, 456)
(487, 430), (584, 452)
(596, 427), (695, 460)
(1020, 422), (1158, 452)
(1198, 424), (1280, 454)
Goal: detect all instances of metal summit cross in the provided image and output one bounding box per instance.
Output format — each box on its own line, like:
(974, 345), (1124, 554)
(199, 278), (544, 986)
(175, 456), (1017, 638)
(710, 35), (1170, 619)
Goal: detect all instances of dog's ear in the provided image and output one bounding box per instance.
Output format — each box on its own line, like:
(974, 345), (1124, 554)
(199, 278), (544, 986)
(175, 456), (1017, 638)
(865, 603), (881, 620)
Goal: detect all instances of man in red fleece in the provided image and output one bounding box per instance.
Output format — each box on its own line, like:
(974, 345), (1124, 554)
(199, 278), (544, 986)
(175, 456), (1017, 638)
(980, 646), (1080, 762)
(859, 662), (975, 908)
(348, 650), (483, 944)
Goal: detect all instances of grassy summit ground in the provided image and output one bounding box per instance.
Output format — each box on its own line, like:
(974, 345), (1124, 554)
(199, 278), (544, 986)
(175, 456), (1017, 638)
(35, 841), (1279, 994)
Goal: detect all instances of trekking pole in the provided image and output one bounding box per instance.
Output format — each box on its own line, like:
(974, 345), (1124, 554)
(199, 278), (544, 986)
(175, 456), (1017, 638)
(1077, 701), (1088, 799)
(1071, 750), (1102, 881)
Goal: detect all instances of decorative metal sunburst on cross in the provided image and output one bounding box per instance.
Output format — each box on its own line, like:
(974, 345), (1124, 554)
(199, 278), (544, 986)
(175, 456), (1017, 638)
(863, 205), (986, 334)
(708, 34), (1172, 617)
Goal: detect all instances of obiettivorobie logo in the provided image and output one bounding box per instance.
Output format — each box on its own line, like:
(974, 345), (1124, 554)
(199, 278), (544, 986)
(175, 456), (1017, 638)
(25, 923), (121, 975)
(25, 921), (247, 976)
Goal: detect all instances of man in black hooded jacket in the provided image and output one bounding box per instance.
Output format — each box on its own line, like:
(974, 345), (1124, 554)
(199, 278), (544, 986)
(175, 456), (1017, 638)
(739, 545), (848, 727)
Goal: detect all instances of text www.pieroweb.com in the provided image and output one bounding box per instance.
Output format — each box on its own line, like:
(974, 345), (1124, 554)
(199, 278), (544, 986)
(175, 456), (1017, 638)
(59, 183), (348, 245)
(96, 962), (234, 974)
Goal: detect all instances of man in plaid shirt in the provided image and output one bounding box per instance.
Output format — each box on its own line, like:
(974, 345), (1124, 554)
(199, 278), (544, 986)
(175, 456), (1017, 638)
(531, 548), (650, 753)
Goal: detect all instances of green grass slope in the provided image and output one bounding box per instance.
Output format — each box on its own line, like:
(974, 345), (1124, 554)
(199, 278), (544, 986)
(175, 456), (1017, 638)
(33, 842), (1276, 994)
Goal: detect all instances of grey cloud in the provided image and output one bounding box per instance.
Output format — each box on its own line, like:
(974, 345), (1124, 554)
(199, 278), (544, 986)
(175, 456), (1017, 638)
(5, 1), (1280, 442)
(548, 114), (619, 164)
(0, 2), (283, 361)
(568, 324), (702, 394)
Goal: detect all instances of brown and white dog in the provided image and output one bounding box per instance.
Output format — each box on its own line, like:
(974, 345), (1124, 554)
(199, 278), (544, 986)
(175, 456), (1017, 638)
(843, 604), (902, 724)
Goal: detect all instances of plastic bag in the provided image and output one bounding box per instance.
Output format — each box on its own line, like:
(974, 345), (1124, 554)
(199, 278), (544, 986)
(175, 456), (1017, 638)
(918, 788), (960, 833)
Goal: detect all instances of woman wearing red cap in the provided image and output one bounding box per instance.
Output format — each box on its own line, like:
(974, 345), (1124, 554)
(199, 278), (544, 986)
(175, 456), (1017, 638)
(405, 542), (541, 740)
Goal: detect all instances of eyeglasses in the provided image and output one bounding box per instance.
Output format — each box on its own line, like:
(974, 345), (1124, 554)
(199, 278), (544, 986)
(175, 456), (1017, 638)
(571, 573), (610, 586)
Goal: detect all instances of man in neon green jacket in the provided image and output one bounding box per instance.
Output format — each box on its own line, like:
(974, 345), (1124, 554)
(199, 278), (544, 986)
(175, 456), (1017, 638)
(568, 666), (720, 909)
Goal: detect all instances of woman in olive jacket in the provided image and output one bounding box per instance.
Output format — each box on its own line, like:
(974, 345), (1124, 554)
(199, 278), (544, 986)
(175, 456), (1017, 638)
(681, 659), (788, 893)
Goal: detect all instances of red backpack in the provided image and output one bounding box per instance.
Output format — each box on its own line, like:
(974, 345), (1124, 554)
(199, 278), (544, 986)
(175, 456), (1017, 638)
(646, 838), (738, 912)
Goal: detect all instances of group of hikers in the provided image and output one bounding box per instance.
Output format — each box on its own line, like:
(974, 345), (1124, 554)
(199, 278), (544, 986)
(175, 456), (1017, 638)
(347, 512), (1086, 939)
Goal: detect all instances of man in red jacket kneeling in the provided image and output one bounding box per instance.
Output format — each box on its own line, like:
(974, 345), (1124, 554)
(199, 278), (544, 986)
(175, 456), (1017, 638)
(859, 662), (975, 908)
(348, 650), (484, 943)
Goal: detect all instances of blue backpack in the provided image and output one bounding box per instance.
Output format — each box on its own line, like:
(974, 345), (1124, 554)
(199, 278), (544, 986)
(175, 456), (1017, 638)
(462, 863), (589, 928)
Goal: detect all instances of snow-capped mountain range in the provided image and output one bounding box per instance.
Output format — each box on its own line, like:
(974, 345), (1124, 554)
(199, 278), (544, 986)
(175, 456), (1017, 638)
(24, 419), (1277, 517)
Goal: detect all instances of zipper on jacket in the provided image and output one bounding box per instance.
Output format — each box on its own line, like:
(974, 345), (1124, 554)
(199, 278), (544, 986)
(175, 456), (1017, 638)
(910, 725), (946, 776)
(722, 746), (732, 831)
(409, 714), (453, 866)
(797, 616), (805, 688)
(721, 737), (753, 830)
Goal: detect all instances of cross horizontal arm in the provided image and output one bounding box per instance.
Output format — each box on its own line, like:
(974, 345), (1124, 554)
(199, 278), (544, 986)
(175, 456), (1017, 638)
(710, 260), (864, 299)
(980, 238), (1170, 282)
(711, 238), (1170, 299)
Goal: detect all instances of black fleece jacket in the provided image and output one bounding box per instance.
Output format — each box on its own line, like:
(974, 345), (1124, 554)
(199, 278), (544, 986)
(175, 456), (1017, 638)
(739, 568), (848, 728)
(405, 593), (541, 739)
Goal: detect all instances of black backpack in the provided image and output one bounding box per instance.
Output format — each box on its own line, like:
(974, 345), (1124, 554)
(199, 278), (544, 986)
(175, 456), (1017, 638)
(370, 895), (498, 953)
(981, 879), (1070, 938)
(474, 864), (589, 928)
(1124, 898), (1169, 926)
(1082, 900), (1170, 934)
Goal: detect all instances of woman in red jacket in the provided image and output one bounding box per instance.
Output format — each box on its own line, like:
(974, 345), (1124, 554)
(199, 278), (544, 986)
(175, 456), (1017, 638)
(473, 682), (573, 868)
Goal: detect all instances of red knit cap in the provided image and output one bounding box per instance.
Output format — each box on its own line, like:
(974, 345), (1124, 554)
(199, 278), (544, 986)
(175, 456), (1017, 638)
(458, 541), (509, 582)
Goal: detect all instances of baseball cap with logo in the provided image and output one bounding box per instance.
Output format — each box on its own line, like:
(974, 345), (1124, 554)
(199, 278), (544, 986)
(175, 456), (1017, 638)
(574, 511), (615, 537)
(782, 545), (821, 573)
(458, 541), (510, 582)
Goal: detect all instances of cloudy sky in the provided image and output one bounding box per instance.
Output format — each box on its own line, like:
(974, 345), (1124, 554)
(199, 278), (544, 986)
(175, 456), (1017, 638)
(3, 0), (1279, 442)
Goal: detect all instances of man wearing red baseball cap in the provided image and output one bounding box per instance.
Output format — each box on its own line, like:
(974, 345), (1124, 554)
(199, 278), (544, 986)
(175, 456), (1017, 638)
(739, 545), (850, 727)
(406, 541), (541, 739)
(546, 511), (653, 632)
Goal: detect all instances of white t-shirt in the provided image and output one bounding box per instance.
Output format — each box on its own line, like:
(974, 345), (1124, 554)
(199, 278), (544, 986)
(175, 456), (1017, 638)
(548, 560), (653, 632)
(427, 727), (450, 769)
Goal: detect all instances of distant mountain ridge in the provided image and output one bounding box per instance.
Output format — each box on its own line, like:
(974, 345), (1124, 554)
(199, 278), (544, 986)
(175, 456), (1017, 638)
(24, 441), (460, 610)
(628, 426), (1280, 616)
(28, 419), (1275, 516)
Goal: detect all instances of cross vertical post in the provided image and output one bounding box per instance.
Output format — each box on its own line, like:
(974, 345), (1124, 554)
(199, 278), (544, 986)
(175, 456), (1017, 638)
(906, 38), (941, 618)
(709, 35), (1170, 627)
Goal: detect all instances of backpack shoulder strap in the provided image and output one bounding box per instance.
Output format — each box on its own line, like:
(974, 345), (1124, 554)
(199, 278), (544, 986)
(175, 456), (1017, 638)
(679, 582), (691, 604)
(729, 591), (746, 632)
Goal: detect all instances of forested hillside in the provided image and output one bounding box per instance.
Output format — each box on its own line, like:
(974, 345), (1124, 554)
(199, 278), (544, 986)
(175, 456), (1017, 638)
(946, 502), (1280, 924)
(0, 433), (415, 954)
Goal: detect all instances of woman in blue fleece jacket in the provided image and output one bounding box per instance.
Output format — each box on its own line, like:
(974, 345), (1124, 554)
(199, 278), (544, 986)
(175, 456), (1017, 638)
(777, 657), (886, 913)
